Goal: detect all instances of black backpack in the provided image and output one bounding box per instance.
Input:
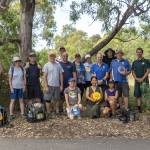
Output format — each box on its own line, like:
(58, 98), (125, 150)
(25, 103), (46, 123)
(0, 105), (8, 127)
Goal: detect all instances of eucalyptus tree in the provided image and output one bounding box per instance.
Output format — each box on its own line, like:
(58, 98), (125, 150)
(70, 0), (150, 61)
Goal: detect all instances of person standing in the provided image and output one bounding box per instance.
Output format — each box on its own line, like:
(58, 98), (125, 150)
(132, 48), (150, 113)
(8, 56), (26, 120)
(103, 48), (116, 67)
(56, 47), (66, 62)
(43, 51), (64, 115)
(0, 62), (2, 75)
(73, 53), (86, 98)
(25, 52), (42, 103)
(110, 49), (131, 109)
(91, 52), (109, 92)
(84, 54), (93, 89)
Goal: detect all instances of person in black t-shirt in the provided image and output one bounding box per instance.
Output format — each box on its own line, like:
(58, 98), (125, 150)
(103, 48), (116, 67)
(25, 52), (42, 103)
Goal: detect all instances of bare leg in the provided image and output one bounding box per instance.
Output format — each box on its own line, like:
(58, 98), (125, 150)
(124, 97), (129, 109)
(19, 98), (25, 115)
(9, 100), (15, 115)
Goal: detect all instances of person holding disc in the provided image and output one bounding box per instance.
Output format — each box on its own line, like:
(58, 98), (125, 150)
(110, 49), (131, 110)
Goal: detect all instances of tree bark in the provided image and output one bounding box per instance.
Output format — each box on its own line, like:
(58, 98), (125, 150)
(20, 0), (35, 62)
(81, 7), (133, 62)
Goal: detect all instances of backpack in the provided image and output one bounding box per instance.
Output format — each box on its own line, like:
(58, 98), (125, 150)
(10, 66), (24, 79)
(25, 103), (46, 123)
(0, 105), (8, 127)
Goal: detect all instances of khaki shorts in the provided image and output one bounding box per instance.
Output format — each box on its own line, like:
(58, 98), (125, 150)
(44, 86), (60, 102)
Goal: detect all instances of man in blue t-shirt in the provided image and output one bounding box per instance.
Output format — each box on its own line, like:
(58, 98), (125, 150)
(110, 49), (131, 109)
(91, 52), (109, 91)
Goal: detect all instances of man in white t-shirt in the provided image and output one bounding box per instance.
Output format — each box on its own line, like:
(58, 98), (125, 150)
(43, 51), (64, 115)
(8, 56), (26, 120)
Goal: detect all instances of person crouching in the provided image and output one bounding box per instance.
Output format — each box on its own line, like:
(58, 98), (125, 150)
(64, 78), (82, 120)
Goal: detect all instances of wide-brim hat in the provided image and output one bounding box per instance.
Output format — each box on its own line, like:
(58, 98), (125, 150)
(29, 52), (36, 57)
(48, 51), (56, 57)
(12, 56), (22, 62)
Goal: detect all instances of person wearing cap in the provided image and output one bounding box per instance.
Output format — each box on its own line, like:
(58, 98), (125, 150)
(104, 80), (118, 115)
(25, 52), (42, 103)
(91, 52), (109, 92)
(132, 48), (150, 113)
(84, 54), (93, 89)
(103, 48), (116, 67)
(64, 77), (82, 120)
(73, 53), (86, 98)
(110, 49), (131, 110)
(8, 56), (26, 120)
(59, 52), (77, 112)
(43, 51), (64, 115)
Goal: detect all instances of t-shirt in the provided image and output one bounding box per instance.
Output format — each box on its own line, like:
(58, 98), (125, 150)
(64, 87), (81, 105)
(105, 89), (117, 97)
(84, 62), (93, 81)
(103, 56), (116, 67)
(43, 61), (64, 87)
(91, 63), (109, 80)
(132, 58), (149, 82)
(110, 59), (131, 83)
(26, 63), (40, 86)
(74, 62), (85, 84)
(59, 61), (76, 88)
(8, 67), (25, 89)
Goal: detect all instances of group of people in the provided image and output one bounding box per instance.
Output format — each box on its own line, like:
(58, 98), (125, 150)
(7, 47), (150, 120)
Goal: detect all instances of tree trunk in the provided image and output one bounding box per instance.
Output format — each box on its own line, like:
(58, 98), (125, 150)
(81, 7), (133, 62)
(20, 0), (35, 62)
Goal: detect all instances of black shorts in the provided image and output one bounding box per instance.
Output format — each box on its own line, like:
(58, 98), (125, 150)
(27, 85), (42, 99)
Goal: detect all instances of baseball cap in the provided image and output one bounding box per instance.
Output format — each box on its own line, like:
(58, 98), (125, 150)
(12, 56), (22, 62)
(68, 78), (76, 82)
(85, 54), (91, 59)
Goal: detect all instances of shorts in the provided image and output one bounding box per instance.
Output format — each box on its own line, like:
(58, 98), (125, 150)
(10, 89), (24, 100)
(27, 85), (42, 99)
(115, 82), (129, 97)
(44, 86), (60, 102)
(134, 81), (142, 98)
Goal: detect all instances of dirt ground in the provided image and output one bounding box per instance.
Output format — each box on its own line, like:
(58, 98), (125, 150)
(1, 115), (150, 139)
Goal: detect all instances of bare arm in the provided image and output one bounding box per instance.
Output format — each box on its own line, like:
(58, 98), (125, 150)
(64, 93), (70, 108)
(86, 87), (94, 102)
(60, 72), (63, 91)
(44, 72), (48, 91)
(9, 75), (13, 92)
(77, 93), (81, 105)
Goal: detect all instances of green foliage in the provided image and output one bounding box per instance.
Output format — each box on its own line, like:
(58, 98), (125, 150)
(54, 24), (100, 60)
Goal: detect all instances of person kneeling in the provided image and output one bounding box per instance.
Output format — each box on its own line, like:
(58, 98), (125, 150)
(104, 80), (118, 116)
(64, 78), (82, 120)
(85, 76), (103, 118)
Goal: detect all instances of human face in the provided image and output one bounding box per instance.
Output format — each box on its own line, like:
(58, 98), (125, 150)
(60, 48), (66, 55)
(68, 81), (76, 88)
(107, 50), (113, 58)
(91, 78), (98, 86)
(108, 83), (114, 89)
(86, 57), (91, 63)
(136, 49), (143, 59)
(14, 60), (21, 67)
(62, 53), (68, 62)
(49, 55), (56, 63)
(75, 56), (81, 63)
(97, 53), (103, 63)
(116, 52), (123, 60)
(29, 55), (36, 63)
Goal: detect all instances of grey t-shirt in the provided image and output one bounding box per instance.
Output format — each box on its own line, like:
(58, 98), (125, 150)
(8, 67), (25, 89)
(64, 87), (81, 105)
(43, 61), (64, 87)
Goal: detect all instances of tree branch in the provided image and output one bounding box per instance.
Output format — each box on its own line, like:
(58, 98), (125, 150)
(114, 35), (140, 42)
(0, 0), (12, 11)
